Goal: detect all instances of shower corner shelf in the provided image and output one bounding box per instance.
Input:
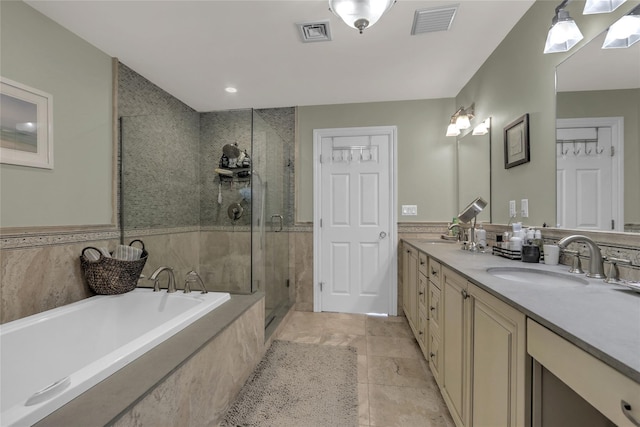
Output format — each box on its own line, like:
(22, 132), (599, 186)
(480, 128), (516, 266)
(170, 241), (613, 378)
(215, 167), (251, 183)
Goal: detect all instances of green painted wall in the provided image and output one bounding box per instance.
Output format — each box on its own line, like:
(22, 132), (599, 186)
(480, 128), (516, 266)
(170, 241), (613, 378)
(296, 98), (456, 223)
(0, 1), (113, 227)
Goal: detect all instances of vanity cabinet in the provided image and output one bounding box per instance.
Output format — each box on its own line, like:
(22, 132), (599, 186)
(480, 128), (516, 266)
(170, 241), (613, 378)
(402, 243), (418, 330)
(402, 243), (430, 359)
(441, 266), (527, 427)
(528, 319), (640, 427)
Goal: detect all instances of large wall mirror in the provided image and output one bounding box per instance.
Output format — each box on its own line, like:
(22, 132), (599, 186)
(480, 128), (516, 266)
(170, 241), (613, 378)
(457, 118), (491, 224)
(556, 11), (640, 233)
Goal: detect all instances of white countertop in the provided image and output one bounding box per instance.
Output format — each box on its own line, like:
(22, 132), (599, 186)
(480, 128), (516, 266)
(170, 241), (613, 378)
(404, 240), (640, 383)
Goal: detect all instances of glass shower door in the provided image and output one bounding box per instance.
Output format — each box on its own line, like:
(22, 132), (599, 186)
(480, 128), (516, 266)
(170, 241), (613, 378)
(251, 110), (292, 334)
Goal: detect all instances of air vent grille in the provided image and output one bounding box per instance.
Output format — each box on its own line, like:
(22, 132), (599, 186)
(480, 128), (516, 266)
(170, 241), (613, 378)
(411, 4), (458, 35)
(297, 20), (332, 43)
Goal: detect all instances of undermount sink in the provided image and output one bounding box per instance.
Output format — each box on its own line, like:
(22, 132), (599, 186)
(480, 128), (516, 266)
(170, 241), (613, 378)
(486, 267), (588, 286)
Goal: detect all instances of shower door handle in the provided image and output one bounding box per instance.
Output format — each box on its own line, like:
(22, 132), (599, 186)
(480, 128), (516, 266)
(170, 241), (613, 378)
(270, 214), (283, 232)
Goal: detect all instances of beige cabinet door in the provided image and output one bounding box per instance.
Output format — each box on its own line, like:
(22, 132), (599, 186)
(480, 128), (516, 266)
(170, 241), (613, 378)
(470, 284), (527, 427)
(442, 267), (471, 427)
(403, 246), (418, 328)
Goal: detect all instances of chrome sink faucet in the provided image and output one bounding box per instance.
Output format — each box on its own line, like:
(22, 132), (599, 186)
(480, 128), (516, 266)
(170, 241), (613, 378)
(557, 235), (605, 279)
(149, 266), (177, 293)
(448, 223), (466, 242)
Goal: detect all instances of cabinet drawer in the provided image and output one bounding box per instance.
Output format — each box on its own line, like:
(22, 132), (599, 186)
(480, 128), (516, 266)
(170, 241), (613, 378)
(418, 251), (428, 276)
(528, 319), (640, 427)
(418, 273), (428, 311)
(428, 282), (441, 332)
(428, 328), (442, 386)
(428, 258), (442, 288)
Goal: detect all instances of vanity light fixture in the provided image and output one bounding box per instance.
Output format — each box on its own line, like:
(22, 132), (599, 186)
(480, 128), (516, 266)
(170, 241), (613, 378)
(583, 0), (627, 15)
(544, 0), (584, 53)
(446, 105), (475, 136)
(602, 5), (640, 48)
(225, 87), (238, 93)
(328, 0), (396, 34)
(446, 117), (460, 137)
(472, 118), (490, 136)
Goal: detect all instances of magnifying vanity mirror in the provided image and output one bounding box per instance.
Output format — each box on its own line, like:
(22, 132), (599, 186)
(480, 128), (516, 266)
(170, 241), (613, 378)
(556, 19), (640, 233)
(457, 118), (491, 224)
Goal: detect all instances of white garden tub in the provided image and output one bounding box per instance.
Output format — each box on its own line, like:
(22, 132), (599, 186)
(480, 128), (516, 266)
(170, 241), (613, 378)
(0, 288), (230, 426)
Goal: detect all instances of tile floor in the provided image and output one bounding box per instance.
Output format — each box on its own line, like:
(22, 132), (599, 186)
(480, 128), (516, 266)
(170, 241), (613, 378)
(275, 311), (455, 427)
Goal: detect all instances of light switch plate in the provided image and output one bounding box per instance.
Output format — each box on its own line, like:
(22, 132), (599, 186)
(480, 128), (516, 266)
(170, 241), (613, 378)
(521, 199), (529, 218)
(402, 205), (418, 216)
(509, 200), (517, 217)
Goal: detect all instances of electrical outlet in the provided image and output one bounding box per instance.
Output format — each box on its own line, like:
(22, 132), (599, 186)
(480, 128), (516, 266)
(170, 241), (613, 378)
(509, 200), (516, 217)
(521, 199), (529, 218)
(402, 205), (417, 216)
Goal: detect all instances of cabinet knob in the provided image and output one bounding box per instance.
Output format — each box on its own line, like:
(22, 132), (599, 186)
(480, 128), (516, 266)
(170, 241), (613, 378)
(419, 331), (424, 335)
(430, 352), (435, 359)
(461, 289), (469, 299)
(430, 306), (435, 311)
(431, 269), (438, 276)
(419, 291), (424, 295)
(621, 400), (640, 426)
(420, 260), (425, 265)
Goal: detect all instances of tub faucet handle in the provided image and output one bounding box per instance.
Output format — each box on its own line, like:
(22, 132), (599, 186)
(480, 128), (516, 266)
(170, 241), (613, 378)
(184, 270), (208, 294)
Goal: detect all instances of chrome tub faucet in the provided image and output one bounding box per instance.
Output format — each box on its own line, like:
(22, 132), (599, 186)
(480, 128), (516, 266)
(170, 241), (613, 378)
(149, 266), (177, 293)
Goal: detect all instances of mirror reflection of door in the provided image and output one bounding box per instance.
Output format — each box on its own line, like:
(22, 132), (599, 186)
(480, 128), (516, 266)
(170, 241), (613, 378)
(556, 117), (623, 231)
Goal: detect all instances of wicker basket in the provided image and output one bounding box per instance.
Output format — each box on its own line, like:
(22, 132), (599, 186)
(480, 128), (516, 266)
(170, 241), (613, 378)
(80, 240), (148, 295)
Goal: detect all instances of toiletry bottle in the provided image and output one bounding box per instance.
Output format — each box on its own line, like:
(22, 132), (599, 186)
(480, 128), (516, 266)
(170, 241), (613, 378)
(452, 217), (459, 237)
(476, 223), (486, 248)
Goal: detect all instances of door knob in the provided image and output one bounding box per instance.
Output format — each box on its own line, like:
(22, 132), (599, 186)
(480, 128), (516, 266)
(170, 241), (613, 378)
(379, 231), (387, 239)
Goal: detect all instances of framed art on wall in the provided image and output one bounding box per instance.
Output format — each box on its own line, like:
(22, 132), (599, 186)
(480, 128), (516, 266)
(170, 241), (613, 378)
(0, 77), (53, 169)
(504, 113), (529, 169)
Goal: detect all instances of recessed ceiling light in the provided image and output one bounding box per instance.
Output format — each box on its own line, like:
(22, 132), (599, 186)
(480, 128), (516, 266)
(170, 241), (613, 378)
(225, 87), (237, 93)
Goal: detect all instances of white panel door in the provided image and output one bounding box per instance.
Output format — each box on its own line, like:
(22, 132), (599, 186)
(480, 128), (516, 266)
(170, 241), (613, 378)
(313, 127), (396, 315)
(556, 117), (623, 231)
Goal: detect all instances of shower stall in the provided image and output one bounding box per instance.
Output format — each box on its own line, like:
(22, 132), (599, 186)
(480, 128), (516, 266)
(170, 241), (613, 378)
(120, 108), (293, 337)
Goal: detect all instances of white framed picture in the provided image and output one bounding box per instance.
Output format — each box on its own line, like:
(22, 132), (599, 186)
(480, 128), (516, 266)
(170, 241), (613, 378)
(0, 77), (53, 169)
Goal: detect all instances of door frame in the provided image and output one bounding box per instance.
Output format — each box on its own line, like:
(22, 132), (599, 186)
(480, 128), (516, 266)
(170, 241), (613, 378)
(312, 126), (398, 314)
(556, 116), (624, 231)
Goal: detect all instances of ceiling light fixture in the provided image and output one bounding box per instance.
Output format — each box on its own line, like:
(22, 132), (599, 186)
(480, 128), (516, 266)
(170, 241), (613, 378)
(328, 0), (396, 34)
(544, 0), (584, 54)
(602, 5), (640, 48)
(225, 87), (237, 93)
(583, 0), (627, 15)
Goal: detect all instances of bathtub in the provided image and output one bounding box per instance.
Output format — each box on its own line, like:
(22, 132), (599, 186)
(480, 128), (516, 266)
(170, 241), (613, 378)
(0, 288), (230, 426)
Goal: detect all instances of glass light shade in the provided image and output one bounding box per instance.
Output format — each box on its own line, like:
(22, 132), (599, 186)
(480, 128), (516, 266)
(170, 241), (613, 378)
(472, 122), (488, 135)
(329, 0), (395, 33)
(544, 18), (584, 53)
(455, 114), (471, 130)
(602, 14), (640, 48)
(583, 0), (626, 15)
(446, 123), (460, 137)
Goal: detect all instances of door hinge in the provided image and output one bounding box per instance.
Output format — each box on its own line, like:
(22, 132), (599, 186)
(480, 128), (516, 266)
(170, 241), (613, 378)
(319, 154), (323, 163)
(319, 282), (324, 291)
(612, 219), (615, 230)
(611, 146), (615, 157)
(320, 218), (322, 228)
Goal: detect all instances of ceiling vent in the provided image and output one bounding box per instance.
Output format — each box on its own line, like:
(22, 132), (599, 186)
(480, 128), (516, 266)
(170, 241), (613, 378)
(411, 4), (459, 35)
(297, 20), (332, 43)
